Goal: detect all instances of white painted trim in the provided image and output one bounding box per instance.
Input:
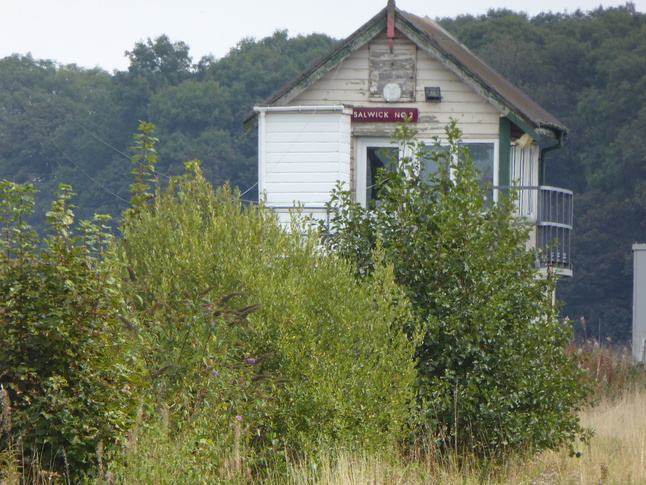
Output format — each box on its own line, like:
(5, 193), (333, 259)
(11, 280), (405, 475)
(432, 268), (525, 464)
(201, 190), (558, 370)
(258, 111), (266, 198)
(254, 105), (353, 115)
(460, 138), (499, 202)
(356, 138), (397, 206)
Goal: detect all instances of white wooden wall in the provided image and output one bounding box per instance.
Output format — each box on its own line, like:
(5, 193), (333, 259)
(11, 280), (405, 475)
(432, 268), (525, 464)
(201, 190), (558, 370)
(258, 108), (352, 224)
(289, 31), (501, 140)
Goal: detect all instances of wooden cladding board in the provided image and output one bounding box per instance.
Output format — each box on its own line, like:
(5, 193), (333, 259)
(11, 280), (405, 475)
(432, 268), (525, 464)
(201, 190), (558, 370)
(262, 110), (351, 208)
(289, 32), (500, 140)
(369, 41), (416, 101)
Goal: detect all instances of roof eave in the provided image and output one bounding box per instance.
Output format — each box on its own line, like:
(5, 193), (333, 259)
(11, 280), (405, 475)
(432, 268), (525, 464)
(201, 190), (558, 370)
(397, 11), (568, 140)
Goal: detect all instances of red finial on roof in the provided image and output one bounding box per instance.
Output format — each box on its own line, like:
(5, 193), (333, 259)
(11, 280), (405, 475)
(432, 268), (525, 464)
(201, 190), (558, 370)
(387, 0), (396, 52)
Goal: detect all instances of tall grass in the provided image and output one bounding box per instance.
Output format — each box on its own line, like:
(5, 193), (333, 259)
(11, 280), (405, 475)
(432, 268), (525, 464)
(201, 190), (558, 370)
(571, 340), (646, 399)
(268, 386), (646, 485)
(3, 342), (645, 484)
(93, 382), (645, 484)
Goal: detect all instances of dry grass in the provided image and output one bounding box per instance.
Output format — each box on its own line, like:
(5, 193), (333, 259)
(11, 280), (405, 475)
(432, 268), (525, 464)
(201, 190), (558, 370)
(526, 387), (646, 485)
(266, 388), (646, 485)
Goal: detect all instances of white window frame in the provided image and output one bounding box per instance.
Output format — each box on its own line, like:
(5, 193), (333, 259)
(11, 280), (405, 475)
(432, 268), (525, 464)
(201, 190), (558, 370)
(356, 138), (401, 207)
(356, 137), (499, 207)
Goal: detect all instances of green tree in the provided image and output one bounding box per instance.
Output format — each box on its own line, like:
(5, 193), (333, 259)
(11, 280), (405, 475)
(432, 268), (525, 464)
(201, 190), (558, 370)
(199, 30), (338, 124)
(439, 5), (646, 343)
(0, 181), (135, 481)
(322, 121), (589, 456)
(125, 34), (193, 85)
(0, 54), (128, 231)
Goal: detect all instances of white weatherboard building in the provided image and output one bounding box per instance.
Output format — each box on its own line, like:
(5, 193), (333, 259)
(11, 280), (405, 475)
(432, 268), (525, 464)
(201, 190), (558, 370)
(244, 0), (573, 276)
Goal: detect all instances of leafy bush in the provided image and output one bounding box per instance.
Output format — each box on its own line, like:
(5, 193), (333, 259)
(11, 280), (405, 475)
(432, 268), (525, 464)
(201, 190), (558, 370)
(113, 124), (418, 471)
(322, 121), (590, 456)
(0, 181), (135, 481)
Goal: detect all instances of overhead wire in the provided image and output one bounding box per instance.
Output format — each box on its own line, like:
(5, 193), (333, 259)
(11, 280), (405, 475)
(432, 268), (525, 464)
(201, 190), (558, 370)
(0, 71), (133, 205)
(0, 59), (260, 207)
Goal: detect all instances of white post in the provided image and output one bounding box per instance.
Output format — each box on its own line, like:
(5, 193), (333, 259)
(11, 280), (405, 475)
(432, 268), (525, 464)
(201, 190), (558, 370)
(632, 244), (646, 362)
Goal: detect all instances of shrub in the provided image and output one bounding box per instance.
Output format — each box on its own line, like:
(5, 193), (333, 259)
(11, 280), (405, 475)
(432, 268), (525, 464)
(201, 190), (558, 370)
(322, 120), (590, 456)
(114, 124), (418, 471)
(0, 181), (135, 481)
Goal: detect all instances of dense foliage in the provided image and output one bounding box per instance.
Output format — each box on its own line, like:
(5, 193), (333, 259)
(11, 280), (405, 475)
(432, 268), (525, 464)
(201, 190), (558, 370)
(321, 121), (589, 455)
(0, 182), (135, 481)
(1, 123), (419, 481)
(117, 126), (418, 458)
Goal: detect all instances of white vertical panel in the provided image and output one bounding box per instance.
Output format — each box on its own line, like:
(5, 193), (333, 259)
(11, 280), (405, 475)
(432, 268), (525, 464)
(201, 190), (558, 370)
(259, 109), (351, 222)
(633, 244), (646, 362)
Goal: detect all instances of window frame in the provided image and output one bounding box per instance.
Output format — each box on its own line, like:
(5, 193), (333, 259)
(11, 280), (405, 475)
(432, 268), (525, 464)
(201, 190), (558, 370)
(356, 137), (499, 206)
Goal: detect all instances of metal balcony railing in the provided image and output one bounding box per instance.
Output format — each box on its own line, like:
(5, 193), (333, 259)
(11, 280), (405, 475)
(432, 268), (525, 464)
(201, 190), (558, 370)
(537, 186), (573, 270)
(271, 185), (574, 272)
(496, 185), (573, 271)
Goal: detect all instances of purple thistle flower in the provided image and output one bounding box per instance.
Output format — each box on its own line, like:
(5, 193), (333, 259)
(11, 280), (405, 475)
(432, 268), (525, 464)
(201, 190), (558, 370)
(245, 358), (256, 364)
(212, 370), (219, 376)
(235, 415), (243, 422)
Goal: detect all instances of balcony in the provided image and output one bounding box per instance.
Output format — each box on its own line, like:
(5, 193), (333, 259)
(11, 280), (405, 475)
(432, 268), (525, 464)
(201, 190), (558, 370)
(497, 185), (573, 275)
(271, 185), (574, 276)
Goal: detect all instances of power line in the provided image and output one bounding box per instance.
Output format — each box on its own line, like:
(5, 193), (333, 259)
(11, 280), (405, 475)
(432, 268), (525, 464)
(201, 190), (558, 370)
(0, 72), (133, 205)
(0, 62), (173, 193)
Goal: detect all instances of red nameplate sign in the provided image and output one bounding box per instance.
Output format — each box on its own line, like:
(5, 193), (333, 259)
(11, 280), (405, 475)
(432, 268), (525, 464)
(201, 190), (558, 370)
(352, 107), (418, 123)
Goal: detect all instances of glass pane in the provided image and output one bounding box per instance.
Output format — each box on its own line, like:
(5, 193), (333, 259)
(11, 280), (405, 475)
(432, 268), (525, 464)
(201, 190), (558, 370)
(463, 143), (494, 203)
(366, 147), (398, 202)
(463, 143), (494, 188)
(419, 145), (448, 180)
(365, 142), (494, 203)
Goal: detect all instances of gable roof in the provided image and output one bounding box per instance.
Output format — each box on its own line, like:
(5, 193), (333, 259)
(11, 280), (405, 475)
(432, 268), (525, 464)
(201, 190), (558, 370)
(243, 3), (567, 140)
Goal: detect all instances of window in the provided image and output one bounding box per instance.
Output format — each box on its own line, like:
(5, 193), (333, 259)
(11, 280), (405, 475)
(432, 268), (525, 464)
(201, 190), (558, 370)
(464, 143), (495, 189)
(357, 138), (498, 206)
(356, 138), (399, 206)
(366, 146), (398, 202)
